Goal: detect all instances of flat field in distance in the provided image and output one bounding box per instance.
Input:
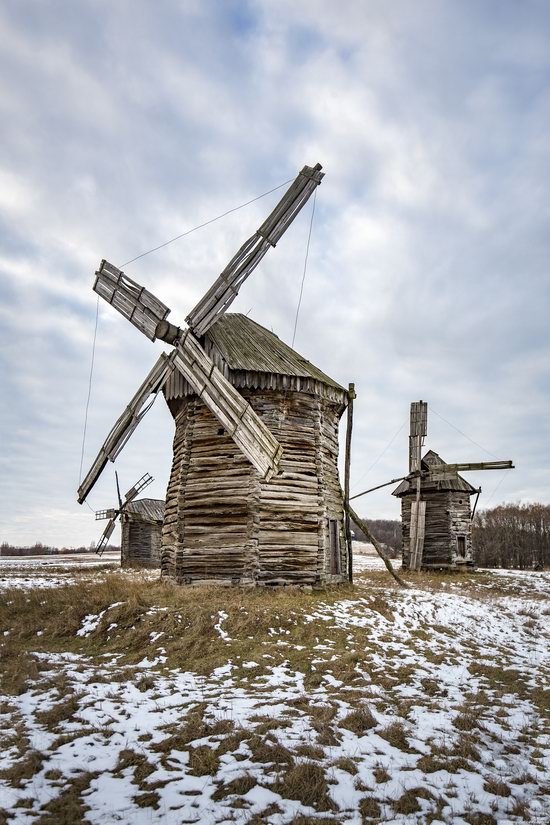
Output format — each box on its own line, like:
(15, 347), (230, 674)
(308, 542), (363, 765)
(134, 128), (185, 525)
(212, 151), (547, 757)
(0, 553), (548, 825)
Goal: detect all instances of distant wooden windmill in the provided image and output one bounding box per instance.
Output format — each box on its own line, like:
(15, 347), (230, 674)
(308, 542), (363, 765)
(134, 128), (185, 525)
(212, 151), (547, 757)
(79, 164), (352, 586)
(94, 472), (153, 556)
(352, 401), (513, 570)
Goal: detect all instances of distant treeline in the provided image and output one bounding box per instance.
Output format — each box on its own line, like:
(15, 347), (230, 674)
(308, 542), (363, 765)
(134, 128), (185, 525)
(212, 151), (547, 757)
(351, 503), (550, 570)
(0, 542), (120, 557)
(352, 518), (402, 556)
(473, 503), (550, 569)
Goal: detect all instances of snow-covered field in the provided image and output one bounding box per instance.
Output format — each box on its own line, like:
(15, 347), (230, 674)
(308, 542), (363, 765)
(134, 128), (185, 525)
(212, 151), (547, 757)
(0, 560), (548, 824)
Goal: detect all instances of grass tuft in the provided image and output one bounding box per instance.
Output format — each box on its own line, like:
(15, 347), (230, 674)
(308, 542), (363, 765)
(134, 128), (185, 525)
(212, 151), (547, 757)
(187, 745), (220, 776)
(359, 795), (381, 820)
(212, 774), (256, 800)
(340, 706), (377, 735)
(273, 762), (336, 812)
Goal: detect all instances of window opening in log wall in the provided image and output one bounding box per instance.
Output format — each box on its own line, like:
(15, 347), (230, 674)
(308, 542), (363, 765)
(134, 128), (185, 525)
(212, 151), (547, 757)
(457, 535), (466, 557)
(329, 519), (341, 574)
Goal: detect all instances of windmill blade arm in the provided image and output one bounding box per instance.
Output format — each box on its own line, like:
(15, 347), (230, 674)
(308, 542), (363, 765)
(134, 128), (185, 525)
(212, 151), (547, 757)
(124, 472), (154, 503)
(77, 354), (175, 504)
(186, 163), (324, 337)
(173, 331), (282, 480)
(428, 460), (514, 476)
(97, 517), (118, 556)
(94, 260), (171, 341)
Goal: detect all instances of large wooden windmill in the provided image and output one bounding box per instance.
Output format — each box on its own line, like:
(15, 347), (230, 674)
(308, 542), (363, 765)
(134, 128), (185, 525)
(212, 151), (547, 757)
(78, 164), (351, 586)
(352, 401), (513, 570)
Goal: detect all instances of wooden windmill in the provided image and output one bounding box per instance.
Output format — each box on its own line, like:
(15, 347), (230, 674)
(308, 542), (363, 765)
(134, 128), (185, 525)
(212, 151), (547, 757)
(79, 164), (351, 586)
(352, 401), (513, 570)
(94, 472), (153, 555)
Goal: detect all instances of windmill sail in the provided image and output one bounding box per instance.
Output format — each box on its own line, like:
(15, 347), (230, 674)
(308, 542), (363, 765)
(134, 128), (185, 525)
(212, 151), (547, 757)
(124, 472), (153, 503)
(97, 516), (117, 555)
(94, 260), (171, 341)
(185, 163), (324, 337)
(78, 355), (175, 503)
(173, 331), (282, 480)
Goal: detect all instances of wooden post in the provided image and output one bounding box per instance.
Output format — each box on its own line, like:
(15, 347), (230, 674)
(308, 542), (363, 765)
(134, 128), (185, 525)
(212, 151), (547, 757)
(409, 401), (427, 571)
(344, 383), (356, 583)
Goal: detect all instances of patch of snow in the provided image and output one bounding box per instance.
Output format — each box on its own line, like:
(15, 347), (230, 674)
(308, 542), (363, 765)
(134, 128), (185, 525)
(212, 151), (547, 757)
(214, 610), (230, 640)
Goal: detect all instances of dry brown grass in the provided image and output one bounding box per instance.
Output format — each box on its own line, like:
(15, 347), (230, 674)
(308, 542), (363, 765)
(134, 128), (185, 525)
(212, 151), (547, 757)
(359, 795), (381, 821)
(248, 734), (294, 766)
(33, 771), (98, 824)
(483, 777), (511, 797)
(378, 721), (415, 752)
(273, 762), (336, 812)
(246, 802), (283, 824)
(373, 765), (390, 784)
(187, 744), (220, 776)
(36, 695), (79, 729)
(340, 706), (377, 735)
(0, 749), (43, 788)
(394, 787), (435, 815)
(133, 791), (160, 809)
(306, 701), (341, 746)
(294, 744), (325, 760)
(212, 773), (256, 800)
(0, 574), (362, 695)
(464, 814), (497, 825)
(331, 756), (358, 775)
(152, 706), (233, 757)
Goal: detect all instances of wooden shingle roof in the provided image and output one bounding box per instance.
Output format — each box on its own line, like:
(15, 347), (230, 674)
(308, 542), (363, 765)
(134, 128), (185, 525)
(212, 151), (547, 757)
(206, 314), (344, 391)
(164, 313), (346, 402)
(124, 498), (165, 523)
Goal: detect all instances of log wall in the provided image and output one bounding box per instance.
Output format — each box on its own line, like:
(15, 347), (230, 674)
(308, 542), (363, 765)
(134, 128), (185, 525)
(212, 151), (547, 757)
(401, 491), (473, 569)
(161, 389), (347, 586)
(121, 519), (162, 567)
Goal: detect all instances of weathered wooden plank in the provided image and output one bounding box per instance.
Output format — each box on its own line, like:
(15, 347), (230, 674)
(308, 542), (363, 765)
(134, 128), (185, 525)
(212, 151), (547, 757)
(94, 260), (170, 341)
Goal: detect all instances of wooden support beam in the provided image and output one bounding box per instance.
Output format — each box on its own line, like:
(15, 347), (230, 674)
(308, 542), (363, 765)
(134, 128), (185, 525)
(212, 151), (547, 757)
(350, 475), (409, 500)
(409, 499), (426, 571)
(471, 487), (482, 522)
(346, 502), (409, 588)
(344, 382), (355, 583)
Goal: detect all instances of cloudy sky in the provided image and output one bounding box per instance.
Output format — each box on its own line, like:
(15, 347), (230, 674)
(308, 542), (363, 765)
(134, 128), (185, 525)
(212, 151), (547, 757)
(0, 0), (548, 547)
